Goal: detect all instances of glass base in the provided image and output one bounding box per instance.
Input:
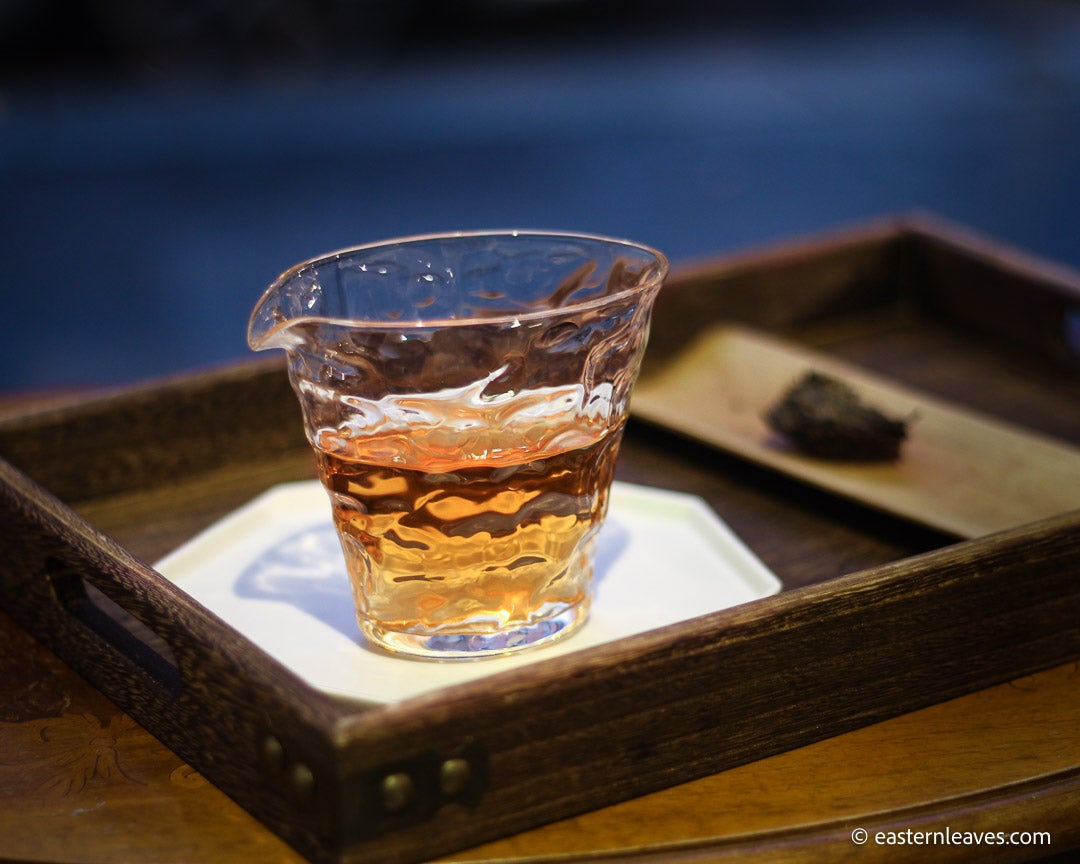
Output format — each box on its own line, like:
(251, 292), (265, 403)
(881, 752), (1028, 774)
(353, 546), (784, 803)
(360, 602), (589, 662)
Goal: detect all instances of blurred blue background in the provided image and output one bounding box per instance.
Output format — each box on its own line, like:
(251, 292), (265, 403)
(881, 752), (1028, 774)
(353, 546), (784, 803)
(2, 0), (1078, 393)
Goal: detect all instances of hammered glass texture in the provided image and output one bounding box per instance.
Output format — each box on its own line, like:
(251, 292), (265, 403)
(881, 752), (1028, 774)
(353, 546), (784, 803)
(247, 231), (668, 659)
(249, 232), (668, 438)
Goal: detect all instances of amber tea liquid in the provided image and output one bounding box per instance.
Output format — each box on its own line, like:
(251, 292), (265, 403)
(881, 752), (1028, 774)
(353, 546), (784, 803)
(313, 390), (622, 659)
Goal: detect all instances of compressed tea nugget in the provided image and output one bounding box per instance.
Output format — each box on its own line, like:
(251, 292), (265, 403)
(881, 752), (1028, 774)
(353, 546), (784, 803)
(765, 371), (909, 461)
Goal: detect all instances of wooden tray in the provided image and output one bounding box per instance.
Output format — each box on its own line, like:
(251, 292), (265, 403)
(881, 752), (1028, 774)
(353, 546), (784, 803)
(632, 325), (1080, 539)
(1, 213), (1079, 864)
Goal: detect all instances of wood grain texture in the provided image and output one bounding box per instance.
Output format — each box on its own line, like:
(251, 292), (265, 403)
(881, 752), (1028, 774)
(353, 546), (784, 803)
(0, 608), (307, 864)
(632, 325), (1080, 538)
(441, 661), (1080, 863)
(0, 356), (305, 503)
(3, 606), (1075, 864)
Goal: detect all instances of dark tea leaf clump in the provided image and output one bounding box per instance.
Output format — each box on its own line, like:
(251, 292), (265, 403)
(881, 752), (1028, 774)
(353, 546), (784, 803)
(765, 371), (909, 461)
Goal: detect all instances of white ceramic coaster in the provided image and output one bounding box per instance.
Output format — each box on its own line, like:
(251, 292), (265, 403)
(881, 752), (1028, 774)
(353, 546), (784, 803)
(155, 480), (781, 704)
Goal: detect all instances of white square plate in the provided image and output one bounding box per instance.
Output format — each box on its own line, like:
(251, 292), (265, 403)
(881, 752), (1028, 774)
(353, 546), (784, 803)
(155, 480), (780, 704)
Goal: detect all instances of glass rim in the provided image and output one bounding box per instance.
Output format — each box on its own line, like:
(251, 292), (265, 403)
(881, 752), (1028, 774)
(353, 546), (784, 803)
(251, 229), (669, 338)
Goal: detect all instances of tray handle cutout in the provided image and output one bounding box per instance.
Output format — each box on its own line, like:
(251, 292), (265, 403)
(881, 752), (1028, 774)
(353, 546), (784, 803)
(44, 555), (182, 702)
